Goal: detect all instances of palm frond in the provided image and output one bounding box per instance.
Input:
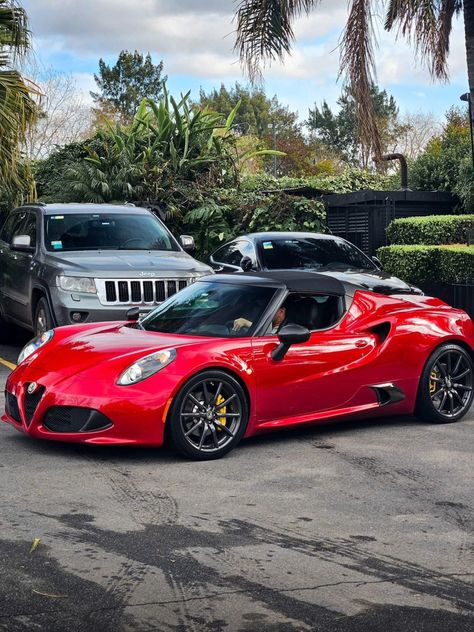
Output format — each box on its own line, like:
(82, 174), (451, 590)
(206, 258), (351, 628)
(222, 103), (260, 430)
(235, 0), (317, 81)
(340, 0), (382, 160)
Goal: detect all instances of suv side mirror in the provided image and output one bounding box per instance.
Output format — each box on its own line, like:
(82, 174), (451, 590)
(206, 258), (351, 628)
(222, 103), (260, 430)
(240, 256), (254, 272)
(11, 234), (34, 252)
(271, 324), (311, 361)
(180, 235), (195, 252)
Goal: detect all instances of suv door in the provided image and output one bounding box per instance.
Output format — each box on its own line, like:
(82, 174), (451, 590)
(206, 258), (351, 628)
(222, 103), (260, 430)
(0, 211), (27, 321)
(0, 210), (37, 325)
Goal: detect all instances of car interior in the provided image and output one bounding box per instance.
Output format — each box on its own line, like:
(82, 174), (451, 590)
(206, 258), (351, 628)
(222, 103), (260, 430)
(280, 294), (345, 332)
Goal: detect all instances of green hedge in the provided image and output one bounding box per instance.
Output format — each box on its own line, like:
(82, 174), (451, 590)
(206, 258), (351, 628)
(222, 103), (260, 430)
(377, 245), (474, 285)
(387, 214), (474, 245)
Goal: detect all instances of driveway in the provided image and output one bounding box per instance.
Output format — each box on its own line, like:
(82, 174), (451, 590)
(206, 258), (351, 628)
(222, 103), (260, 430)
(0, 327), (473, 631)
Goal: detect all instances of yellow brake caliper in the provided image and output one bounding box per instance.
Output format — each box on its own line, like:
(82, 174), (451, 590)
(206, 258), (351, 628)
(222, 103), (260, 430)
(216, 394), (227, 429)
(429, 370), (440, 395)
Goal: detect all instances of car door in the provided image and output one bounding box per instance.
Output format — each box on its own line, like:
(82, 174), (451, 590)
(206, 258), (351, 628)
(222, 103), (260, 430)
(1, 210), (37, 324)
(0, 211), (28, 321)
(251, 301), (378, 427)
(210, 239), (257, 273)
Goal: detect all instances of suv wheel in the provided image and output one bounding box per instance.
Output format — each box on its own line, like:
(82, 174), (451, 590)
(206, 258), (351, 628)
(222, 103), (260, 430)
(34, 297), (53, 337)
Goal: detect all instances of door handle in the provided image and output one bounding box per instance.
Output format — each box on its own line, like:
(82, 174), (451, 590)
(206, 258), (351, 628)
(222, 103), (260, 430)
(355, 339), (368, 348)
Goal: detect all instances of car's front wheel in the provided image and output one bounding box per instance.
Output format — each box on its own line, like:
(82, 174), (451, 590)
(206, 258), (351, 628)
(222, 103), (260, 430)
(416, 343), (474, 423)
(34, 297), (54, 337)
(167, 370), (249, 460)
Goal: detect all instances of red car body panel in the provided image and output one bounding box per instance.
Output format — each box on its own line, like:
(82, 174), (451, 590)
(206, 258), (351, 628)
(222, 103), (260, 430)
(3, 289), (474, 448)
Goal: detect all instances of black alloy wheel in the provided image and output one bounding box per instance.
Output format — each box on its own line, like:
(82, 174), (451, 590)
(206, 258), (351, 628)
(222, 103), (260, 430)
(34, 297), (53, 337)
(168, 370), (248, 460)
(416, 343), (474, 423)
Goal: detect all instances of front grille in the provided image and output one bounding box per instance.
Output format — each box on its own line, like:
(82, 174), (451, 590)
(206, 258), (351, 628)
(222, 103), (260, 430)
(43, 406), (113, 433)
(96, 277), (195, 306)
(24, 385), (46, 427)
(5, 391), (21, 423)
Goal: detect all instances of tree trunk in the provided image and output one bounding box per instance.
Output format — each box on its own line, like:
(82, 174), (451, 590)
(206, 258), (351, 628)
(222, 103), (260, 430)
(463, 0), (474, 164)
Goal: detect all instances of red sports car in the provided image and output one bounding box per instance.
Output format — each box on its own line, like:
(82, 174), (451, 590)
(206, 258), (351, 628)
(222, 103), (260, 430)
(3, 271), (474, 459)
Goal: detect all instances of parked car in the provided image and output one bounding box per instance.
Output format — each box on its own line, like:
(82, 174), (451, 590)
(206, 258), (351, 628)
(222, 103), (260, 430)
(0, 203), (212, 336)
(209, 232), (423, 295)
(4, 270), (473, 460)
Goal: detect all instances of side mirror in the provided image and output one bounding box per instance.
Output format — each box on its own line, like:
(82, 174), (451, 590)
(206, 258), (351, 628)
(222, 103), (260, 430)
(11, 234), (34, 252)
(126, 306), (140, 321)
(271, 324), (311, 361)
(372, 256), (383, 269)
(180, 235), (195, 253)
(240, 256), (254, 272)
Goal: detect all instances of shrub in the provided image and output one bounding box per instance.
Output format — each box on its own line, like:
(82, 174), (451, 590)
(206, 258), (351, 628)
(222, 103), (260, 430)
(387, 215), (474, 245)
(377, 245), (474, 285)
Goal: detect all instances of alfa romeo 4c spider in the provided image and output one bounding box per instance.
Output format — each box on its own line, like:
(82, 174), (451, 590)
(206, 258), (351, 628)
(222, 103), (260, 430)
(3, 271), (474, 459)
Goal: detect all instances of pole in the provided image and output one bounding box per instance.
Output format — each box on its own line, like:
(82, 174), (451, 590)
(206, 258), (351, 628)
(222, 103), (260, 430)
(460, 92), (474, 170)
(272, 121), (277, 177)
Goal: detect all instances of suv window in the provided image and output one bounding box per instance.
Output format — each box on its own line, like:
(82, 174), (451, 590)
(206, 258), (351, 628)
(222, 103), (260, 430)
(0, 211), (27, 244)
(213, 240), (255, 267)
(43, 213), (179, 252)
(21, 212), (37, 248)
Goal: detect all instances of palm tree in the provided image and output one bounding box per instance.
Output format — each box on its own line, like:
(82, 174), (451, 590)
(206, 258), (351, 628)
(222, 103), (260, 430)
(235, 0), (467, 161)
(0, 0), (37, 200)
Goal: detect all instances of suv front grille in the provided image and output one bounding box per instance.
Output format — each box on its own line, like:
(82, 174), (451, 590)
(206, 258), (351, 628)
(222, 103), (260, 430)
(96, 278), (195, 306)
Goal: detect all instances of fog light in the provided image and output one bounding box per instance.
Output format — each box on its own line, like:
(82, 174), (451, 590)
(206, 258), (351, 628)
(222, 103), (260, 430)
(70, 312), (88, 323)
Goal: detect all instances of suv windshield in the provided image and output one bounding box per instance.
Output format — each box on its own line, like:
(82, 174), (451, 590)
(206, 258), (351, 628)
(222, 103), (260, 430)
(44, 213), (179, 252)
(141, 281), (276, 337)
(260, 238), (375, 271)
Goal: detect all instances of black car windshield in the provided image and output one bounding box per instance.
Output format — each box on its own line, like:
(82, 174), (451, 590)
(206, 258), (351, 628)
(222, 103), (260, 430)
(44, 213), (179, 252)
(260, 238), (375, 271)
(141, 281), (276, 337)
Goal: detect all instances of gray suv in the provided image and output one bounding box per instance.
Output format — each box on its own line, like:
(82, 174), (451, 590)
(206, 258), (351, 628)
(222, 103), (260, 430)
(0, 203), (212, 335)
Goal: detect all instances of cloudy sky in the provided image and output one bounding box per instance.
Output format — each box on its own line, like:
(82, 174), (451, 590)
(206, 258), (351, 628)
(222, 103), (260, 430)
(22, 0), (468, 121)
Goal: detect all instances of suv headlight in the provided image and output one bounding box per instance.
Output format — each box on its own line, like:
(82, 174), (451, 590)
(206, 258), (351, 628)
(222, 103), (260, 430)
(18, 330), (54, 364)
(117, 348), (177, 386)
(58, 276), (97, 294)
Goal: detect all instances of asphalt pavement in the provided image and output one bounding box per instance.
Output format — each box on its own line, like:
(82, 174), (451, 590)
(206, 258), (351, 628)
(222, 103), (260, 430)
(0, 326), (473, 631)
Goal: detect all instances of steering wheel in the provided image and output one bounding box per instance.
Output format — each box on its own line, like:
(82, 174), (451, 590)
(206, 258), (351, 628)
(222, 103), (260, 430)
(118, 238), (148, 249)
(226, 321), (250, 336)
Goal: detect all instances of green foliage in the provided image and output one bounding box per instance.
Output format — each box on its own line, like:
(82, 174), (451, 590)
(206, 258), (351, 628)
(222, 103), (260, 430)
(0, 0), (37, 203)
(239, 168), (392, 194)
(410, 107), (471, 207)
(62, 87), (244, 207)
(183, 200), (231, 257)
(378, 245), (474, 284)
(307, 85), (402, 166)
(33, 140), (91, 202)
(198, 82), (299, 139)
(91, 50), (166, 121)
(387, 215), (474, 245)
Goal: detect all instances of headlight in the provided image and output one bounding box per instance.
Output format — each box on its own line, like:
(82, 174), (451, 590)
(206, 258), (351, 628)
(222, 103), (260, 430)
(58, 276), (96, 294)
(117, 348), (176, 386)
(18, 330), (54, 364)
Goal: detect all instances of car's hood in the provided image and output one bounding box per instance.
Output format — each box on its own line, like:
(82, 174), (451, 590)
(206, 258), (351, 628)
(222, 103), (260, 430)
(22, 323), (209, 384)
(316, 269), (422, 295)
(44, 250), (212, 277)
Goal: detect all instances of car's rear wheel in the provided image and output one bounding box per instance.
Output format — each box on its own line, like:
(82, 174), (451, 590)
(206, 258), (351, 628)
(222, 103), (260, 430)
(34, 297), (53, 337)
(416, 343), (473, 423)
(167, 370), (249, 460)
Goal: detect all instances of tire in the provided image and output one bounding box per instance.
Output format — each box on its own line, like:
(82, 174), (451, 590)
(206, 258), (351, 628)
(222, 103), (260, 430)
(34, 297), (54, 337)
(167, 370), (249, 460)
(416, 343), (474, 424)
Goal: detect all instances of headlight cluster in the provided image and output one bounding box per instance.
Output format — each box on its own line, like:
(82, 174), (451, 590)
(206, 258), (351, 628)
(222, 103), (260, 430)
(117, 348), (176, 386)
(58, 276), (96, 294)
(18, 330), (54, 364)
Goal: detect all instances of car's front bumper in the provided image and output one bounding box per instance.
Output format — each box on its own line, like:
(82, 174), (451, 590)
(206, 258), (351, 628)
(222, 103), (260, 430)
(2, 362), (175, 446)
(50, 287), (154, 327)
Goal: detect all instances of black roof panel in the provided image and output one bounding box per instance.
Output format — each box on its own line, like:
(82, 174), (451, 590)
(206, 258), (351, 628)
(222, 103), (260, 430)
(200, 270), (346, 295)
